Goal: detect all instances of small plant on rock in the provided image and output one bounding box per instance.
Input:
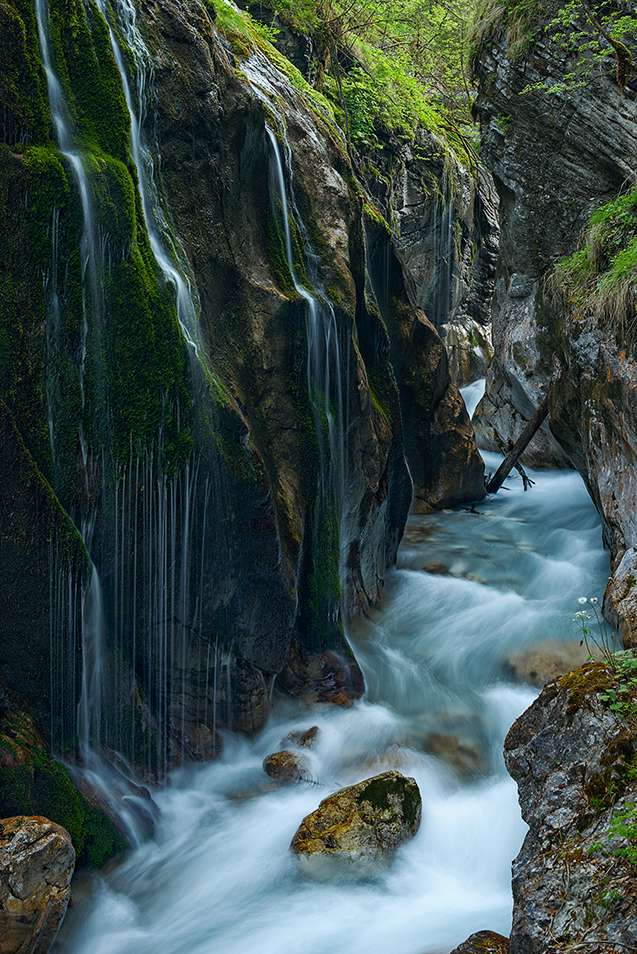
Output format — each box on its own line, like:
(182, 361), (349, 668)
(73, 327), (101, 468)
(574, 596), (616, 667)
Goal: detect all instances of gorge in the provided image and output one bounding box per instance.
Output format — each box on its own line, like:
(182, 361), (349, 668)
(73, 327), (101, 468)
(2, 0), (637, 950)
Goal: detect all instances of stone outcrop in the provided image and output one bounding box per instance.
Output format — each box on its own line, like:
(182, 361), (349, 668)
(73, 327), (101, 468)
(262, 750), (312, 783)
(505, 640), (593, 688)
(363, 132), (500, 387)
(0, 706), (126, 869)
(0, 815), (75, 954)
(290, 770), (421, 877)
(504, 661), (637, 953)
(449, 931), (510, 954)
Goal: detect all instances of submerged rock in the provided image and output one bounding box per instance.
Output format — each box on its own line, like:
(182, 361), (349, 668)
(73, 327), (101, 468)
(505, 640), (592, 688)
(262, 750), (312, 784)
(448, 931), (510, 954)
(0, 815), (75, 954)
(290, 771), (421, 878)
(424, 732), (489, 778)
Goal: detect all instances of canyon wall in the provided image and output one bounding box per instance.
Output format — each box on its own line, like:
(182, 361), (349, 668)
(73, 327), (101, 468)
(0, 0), (486, 784)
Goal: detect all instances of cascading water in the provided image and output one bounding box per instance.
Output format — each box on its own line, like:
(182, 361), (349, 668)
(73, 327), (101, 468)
(56, 455), (611, 954)
(94, 0), (205, 361)
(265, 122), (345, 495)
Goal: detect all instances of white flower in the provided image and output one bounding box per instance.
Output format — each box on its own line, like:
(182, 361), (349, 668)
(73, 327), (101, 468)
(578, 597), (588, 604)
(589, 597), (598, 604)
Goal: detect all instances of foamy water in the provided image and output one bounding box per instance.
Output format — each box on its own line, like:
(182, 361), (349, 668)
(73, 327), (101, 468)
(56, 454), (610, 954)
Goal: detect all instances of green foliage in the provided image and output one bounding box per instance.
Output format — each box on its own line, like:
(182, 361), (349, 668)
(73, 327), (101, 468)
(0, 0), (52, 145)
(608, 801), (637, 863)
(519, 0), (637, 95)
(217, 0), (478, 155)
(555, 186), (637, 353)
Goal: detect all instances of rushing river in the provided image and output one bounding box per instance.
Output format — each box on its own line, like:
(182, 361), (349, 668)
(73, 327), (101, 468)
(56, 447), (611, 954)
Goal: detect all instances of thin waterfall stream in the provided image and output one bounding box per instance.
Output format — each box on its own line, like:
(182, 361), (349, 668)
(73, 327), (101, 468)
(55, 452), (610, 954)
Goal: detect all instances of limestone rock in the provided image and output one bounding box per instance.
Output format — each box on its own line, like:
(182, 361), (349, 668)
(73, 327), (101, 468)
(449, 931), (510, 954)
(442, 319), (494, 388)
(504, 662), (637, 953)
(290, 771), (421, 878)
(604, 548), (637, 648)
(262, 750), (311, 783)
(505, 640), (593, 688)
(0, 816), (75, 954)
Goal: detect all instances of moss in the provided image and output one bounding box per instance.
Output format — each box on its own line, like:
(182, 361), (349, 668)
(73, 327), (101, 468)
(0, 0), (51, 146)
(357, 774), (421, 828)
(0, 710), (126, 867)
(47, 0), (130, 161)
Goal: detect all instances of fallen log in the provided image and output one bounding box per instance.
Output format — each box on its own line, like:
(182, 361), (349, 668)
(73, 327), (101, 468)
(485, 398), (549, 495)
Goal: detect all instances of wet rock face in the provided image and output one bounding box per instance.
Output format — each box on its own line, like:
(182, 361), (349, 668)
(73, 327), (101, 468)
(363, 132), (500, 387)
(474, 18), (637, 471)
(0, 0), (491, 766)
(504, 663), (637, 953)
(0, 816), (75, 954)
(290, 770), (421, 878)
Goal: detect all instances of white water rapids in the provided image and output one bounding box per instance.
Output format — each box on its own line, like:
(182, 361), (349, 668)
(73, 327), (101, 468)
(56, 448), (610, 954)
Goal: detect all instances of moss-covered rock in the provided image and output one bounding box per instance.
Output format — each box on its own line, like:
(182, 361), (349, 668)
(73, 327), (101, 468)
(0, 709), (126, 868)
(290, 770), (421, 878)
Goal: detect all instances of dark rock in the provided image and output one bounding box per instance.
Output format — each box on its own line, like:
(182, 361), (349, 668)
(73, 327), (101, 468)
(449, 930), (510, 954)
(0, 815), (75, 954)
(277, 639), (364, 707)
(290, 771), (421, 878)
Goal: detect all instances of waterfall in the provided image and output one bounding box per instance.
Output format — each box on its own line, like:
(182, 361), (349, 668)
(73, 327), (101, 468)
(95, 0), (205, 364)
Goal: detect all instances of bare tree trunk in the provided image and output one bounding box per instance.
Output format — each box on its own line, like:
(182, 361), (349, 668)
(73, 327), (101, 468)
(485, 398), (549, 495)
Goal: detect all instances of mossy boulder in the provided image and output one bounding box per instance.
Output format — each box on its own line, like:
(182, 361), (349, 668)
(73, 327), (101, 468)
(290, 770), (421, 878)
(0, 708), (126, 869)
(449, 931), (510, 954)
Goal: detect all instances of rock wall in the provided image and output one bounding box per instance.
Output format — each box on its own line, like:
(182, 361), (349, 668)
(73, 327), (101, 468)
(0, 0), (485, 780)
(363, 131), (499, 387)
(504, 663), (637, 953)
(474, 6), (637, 626)
(473, 9), (637, 469)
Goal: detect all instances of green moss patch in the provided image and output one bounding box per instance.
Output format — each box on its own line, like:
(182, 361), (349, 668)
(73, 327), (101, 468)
(0, 710), (126, 867)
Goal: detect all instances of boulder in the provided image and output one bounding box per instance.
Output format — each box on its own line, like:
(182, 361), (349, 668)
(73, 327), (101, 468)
(290, 771), (421, 878)
(262, 750), (312, 784)
(504, 662), (637, 953)
(449, 931), (510, 954)
(0, 816), (75, 954)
